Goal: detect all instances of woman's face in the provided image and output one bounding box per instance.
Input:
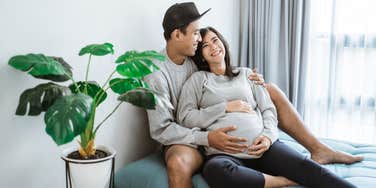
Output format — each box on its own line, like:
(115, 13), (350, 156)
(201, 30), (226, 66)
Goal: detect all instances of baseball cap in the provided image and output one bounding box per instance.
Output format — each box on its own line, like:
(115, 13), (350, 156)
(163, 2), (211, 38)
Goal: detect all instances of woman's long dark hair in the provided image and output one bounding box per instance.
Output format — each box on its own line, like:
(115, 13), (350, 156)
(192, 27), (238, 78)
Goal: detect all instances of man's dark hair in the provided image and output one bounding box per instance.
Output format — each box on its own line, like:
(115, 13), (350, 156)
(192, 26), (239, 78)
(163, 24), (189, 41)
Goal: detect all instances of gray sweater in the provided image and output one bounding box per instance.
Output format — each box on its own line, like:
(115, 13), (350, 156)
(177, 68), (279, 158)
(143, 49), (209, 147)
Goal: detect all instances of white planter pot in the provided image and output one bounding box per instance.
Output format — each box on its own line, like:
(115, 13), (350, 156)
(61, 145), (116, 188)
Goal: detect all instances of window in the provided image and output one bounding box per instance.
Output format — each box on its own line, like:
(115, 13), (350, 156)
(304, 0), (376, 144)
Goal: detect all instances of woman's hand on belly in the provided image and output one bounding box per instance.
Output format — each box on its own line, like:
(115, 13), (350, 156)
(226, 100), (255, 113)
(247, 135), (272, 156)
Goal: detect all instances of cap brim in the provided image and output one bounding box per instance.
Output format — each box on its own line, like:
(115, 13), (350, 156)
(200, 8), (211, 17)
(193, 8), (211, 22)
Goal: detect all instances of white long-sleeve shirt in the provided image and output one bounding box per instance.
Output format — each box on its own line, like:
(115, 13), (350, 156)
(177, 68), (279, 158)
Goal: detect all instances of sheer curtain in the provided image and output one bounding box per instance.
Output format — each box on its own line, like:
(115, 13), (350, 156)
(304, 0), (376, 144)
(238, 0), (310, 114)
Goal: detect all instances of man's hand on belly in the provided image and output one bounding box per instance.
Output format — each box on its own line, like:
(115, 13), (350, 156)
(208, 126), (249, 153)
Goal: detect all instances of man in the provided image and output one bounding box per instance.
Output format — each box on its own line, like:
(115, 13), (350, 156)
(144, 2), (363, 188)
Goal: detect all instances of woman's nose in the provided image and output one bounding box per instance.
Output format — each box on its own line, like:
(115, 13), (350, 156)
(209, 44), (217, 51)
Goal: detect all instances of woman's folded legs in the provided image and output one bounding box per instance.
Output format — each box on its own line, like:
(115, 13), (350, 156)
(203, 141), (356, 188)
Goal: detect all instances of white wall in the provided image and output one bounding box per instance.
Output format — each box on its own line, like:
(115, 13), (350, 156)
(0, 0), (240, 187)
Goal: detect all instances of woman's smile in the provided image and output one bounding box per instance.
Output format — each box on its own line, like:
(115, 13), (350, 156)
(210, 48), (222, 57)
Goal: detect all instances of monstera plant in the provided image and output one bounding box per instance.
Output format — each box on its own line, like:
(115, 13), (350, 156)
(8, 43), (168, 159)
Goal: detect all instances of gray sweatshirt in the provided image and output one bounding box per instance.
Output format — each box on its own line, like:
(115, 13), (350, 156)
(177, 68), (279, 158)
(143, 49), (209, 147)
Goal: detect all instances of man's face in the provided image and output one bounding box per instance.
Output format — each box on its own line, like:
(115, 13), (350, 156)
(179, 20), (202, 56)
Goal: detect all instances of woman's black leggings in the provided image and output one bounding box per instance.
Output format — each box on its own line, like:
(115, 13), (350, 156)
(203, 140), (355, 188)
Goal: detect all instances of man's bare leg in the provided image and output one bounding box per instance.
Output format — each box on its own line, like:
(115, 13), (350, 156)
(165, 145), (204, 188)
(266, 83), (363, 164)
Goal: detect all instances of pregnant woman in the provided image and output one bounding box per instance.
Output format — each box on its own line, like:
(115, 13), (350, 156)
(177, 26), (355, 188)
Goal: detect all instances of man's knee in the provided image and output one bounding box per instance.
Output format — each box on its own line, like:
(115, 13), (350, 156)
(165, 145), (203, 175)
(266, 83), (291, 110)
(266, 83), (282, 100)
(166, 154), (190, 174)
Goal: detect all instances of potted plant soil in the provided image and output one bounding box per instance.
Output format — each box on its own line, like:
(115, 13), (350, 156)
(8, 43), (169, 188)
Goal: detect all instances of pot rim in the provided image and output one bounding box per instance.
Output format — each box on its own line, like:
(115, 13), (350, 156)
(61, 145), (116, 164)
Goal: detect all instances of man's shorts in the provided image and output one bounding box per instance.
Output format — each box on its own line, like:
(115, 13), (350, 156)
(161, 145), (207, 162)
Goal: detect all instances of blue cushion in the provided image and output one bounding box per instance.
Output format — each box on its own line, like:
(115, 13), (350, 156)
(115, 133), (376, 188)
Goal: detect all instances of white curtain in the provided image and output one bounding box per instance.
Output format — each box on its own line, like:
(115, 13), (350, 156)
(238, 0), (310, 114)
(304, 0), (376, 144)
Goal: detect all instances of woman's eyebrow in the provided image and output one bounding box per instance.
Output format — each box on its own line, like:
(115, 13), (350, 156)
(202, 36), (218, 45)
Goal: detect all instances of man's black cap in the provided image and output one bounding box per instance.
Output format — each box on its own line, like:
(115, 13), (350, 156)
(163, 2), (211, 36)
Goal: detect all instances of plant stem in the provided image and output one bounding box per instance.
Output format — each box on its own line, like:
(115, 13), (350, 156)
(84, 54), (92, 94)
(93, 101), (122, 135)
(101, 70), (117, 89)
(94, 70), (117, 106)
(66, 73), (80, 93)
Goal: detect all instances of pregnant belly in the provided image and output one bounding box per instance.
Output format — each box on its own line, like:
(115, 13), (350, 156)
(208, 112), (264, 145)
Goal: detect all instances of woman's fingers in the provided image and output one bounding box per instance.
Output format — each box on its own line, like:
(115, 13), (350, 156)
(226, 100), (254, 113)
(248, 147), (268, 156)
(240, 101), (252, 113)
(249, 143), (266, 151)
(248, 136), (271, 156)
(248, 144), (267, 156)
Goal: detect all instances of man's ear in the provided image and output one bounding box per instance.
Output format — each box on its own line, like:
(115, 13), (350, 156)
(171, 29), (182, 41)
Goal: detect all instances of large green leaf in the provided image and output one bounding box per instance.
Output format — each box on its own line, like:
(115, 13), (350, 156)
(68, 81), (107, 106)
(79, 43), (114, 56)
(118, 88), (172, 110)
(33, 57), (73, 82)
(44, 94), (94, 145)
(15, 83), (71, 116)
(109, 77), (148, 94)
(8, 54), (72, 82)
(115, 50), (165, 78)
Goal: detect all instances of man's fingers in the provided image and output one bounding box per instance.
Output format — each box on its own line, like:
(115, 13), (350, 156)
(248, 74), (259, 80)
(224, 146), (245, 153)
(226, 142), (248, 150)
(223, 149), (240, 154)
(228, 135), (248, 142)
